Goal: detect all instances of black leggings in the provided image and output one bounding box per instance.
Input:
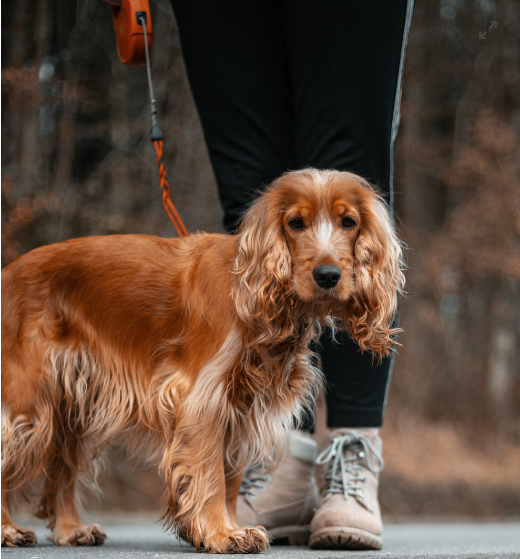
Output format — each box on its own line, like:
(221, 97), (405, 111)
(170, 0), (413, 428)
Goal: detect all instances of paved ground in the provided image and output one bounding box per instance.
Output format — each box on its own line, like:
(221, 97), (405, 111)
(3, 519), (519, 558)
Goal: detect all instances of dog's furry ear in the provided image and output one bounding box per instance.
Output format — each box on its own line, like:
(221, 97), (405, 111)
(346, 191), (405, 359)
(233, 186), (294, 347)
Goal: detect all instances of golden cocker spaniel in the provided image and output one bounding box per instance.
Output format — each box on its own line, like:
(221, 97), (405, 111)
(1, 169), (404, 552)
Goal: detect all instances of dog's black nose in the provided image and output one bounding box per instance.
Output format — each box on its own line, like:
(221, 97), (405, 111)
(312, 265), (341, 289)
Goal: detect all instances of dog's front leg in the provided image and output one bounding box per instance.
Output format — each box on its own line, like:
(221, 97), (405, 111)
(162, 421), (269, 553)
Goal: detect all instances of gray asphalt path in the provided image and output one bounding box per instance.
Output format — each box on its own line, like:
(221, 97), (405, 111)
(3, 520), (519, 558)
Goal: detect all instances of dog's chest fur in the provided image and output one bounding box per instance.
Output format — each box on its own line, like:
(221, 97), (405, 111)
(213, 325), (320, 468)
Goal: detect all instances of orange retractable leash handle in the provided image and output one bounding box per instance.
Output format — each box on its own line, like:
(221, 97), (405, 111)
(112, 0), (152, 67)
(113, 0), (188, 237)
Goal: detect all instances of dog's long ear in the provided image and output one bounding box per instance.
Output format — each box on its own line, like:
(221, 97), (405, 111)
(233, 187), (294, 347)
(346, 190), (405, 359)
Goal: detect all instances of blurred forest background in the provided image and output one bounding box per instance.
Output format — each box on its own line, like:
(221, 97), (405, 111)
(2, 0), (520, 520)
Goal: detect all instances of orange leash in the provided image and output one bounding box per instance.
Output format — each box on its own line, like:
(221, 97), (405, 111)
(151, 137), (189, 237)
(134, 8), (189, 237)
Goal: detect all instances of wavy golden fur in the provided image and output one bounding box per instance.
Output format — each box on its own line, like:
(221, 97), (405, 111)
(1, 169), (404, 552)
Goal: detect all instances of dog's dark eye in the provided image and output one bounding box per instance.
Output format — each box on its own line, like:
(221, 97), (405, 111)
(289, 218), (304, 230)
(342, 217), (356, 229)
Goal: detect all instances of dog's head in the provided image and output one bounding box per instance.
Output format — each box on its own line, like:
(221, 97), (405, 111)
(233, 169), (405, 356)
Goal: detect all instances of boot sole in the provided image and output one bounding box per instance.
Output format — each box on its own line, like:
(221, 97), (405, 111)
(309, 526), (382, 550)
(268, 525), (310, 546)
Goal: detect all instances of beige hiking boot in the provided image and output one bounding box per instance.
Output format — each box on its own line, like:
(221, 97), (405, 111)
(236, 432), (319, 545)
(309, 428), (384, 550)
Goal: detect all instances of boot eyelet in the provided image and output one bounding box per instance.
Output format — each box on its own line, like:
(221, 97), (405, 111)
(249, 493), (258, 500)
(257, 485), (266, 492)
(264, 475), (271, 483)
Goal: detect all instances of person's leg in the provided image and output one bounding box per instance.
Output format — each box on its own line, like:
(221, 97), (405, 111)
(281, 0), (413, 549)
(282, 0), (412, 430)
(169, 0), (296, 233)
(169, 1), (324, 544)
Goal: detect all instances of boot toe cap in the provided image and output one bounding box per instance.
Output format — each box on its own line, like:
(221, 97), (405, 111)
(310, 506), (382, 537)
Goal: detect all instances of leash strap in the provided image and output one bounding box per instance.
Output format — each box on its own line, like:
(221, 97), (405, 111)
(138, 12), (189, 237)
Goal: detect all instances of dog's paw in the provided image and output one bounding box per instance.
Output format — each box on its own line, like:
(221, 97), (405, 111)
(48, 523), (106, 546)
(1, 524), (37, 547)
(205, 526), (270, 554)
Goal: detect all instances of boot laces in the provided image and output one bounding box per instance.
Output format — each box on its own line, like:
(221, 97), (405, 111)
(316, 433), (384, 511)
(239, 468), (271, 500)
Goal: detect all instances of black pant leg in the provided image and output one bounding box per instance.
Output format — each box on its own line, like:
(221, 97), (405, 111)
(282, 0), (413, 428)
(170, 0), (296, 232)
